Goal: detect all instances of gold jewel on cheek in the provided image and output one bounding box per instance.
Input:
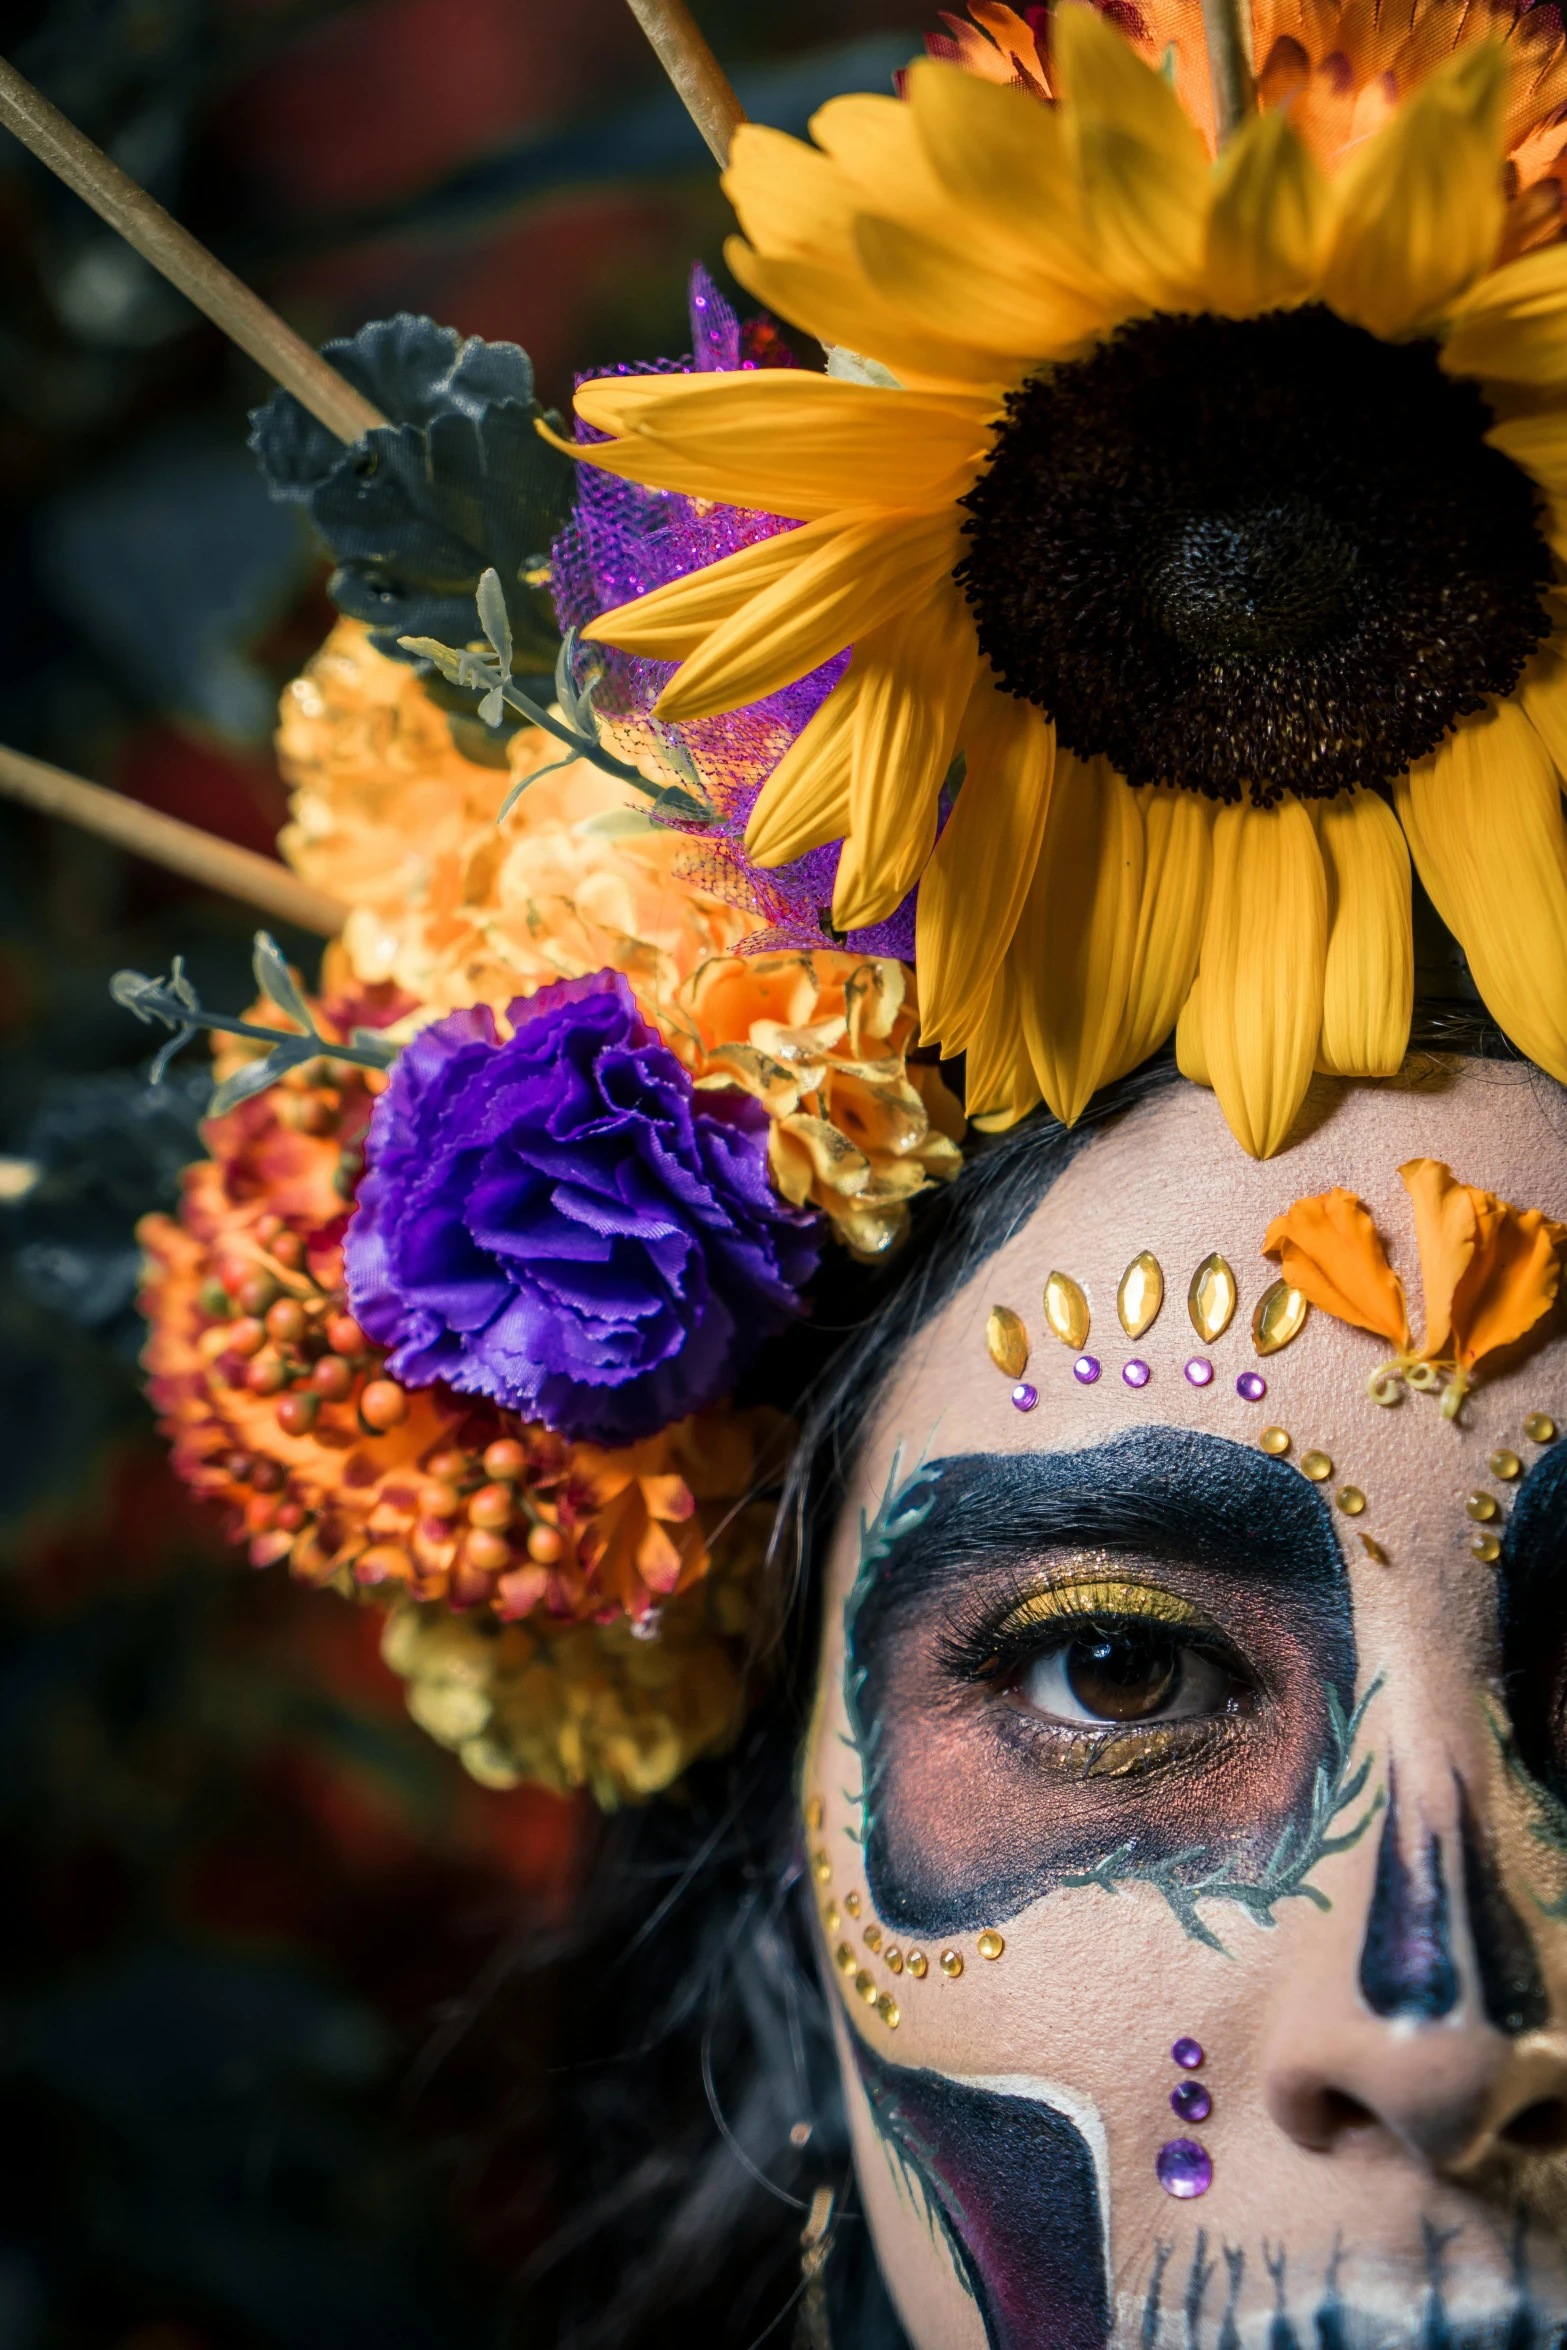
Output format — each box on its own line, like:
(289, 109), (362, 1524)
(1525, 1413), (1558, 1444)
(1300, 1450), (1333, 1482)
(804, 1793), (823, 1831)
(977, 1930), (1005, 1960)
(906, 1952), (929, 1979)
(986, 1305), (1029, 1380)
(1117, 1252), (1164, 1340)
(1490, 1449), (1522, 1480)
(1258, 1425), (1291, 1455)
(845, 1890), (861, 1917)
(1336, 1486), (1366, 1515)
(1044, 1270), (1091, 1352)
(940, 1950), (964, 1978)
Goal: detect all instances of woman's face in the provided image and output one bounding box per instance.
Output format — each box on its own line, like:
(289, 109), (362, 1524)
(804, 1061), (1567, 2348)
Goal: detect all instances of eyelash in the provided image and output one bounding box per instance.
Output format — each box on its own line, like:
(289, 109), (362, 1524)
(934, 1577), (1256, 1759)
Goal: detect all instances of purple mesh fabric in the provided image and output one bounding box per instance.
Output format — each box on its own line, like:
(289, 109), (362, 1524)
(549, 265), (919, 961)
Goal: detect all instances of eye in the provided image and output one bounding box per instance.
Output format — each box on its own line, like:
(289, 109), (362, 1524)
(1011, 1616), (1253, 1728)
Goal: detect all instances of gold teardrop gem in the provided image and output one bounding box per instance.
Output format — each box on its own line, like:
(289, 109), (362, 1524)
(1044, 1270), (1091, 1352)
(1117, 1252), (1165, 1340)
(1188, 1253), (1238, 1343)
(1359, 1533), (1389, 1563)
(1252, 1278), (1309, 1357)
(986, 1304), (1029, 1380)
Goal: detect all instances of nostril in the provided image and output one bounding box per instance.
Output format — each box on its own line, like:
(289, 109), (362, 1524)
(1501, 2099), (1567, 2152)
(1316, 2088), (1380, 2143)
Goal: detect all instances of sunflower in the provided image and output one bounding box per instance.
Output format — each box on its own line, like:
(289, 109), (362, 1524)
(561, 3), (1567, 1156)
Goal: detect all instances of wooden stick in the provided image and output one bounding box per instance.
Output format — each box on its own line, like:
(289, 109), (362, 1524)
(0, 745), (348, 936)
(0, 54), (386, 442)
(622, 0), (746, 164)
(1200, 0), (1256, 144)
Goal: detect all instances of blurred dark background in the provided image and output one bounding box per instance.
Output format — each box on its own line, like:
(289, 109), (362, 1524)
(0, 2), (919, 2340)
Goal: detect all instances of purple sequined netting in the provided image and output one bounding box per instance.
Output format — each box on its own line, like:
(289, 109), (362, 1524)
(549, 265), (918, 961)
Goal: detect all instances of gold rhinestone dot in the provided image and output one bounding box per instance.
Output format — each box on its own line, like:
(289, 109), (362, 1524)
(1359, 1532), (1389, 1564)
(863, 1924), (882, 1953)
(885, 1947), (904, 1974)
(906, 1952), (929, 1980)
(824, 1901), (840, 1931)
(1300, 1450), (1333, 1482)
(1259, 1426), (1291, 1456)
(1490, 1449), (1522, 1481)
(804, 1794), (823, 1832)
(939, 1950), (964, 1979)
(977, 1930), (1005, 1960)
(811, 1849), (831, 1883)
(844, 1890), (861, 1917)
(835, 1943), (856, 1975)
(1473, 1532), (1502, 1565)
(854, 1970), (878, 2006)
(1466, 1490), (1499, 1523)
(1525, 1413), (1558, 1445)
(1336, 1486), (1366, 1516)
(876, 1994), (900, 2029)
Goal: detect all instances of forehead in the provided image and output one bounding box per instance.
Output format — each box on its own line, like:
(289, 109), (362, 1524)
(845, 1064), (1567, 1650)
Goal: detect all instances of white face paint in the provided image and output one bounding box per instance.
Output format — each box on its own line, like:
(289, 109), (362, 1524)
(803, 1063), (1567, 2349)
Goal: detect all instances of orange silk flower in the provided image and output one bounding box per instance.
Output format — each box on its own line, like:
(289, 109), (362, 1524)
(1263, 1159), (1567, 1401)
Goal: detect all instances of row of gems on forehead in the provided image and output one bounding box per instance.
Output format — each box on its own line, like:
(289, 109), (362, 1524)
(804, 1796), (1003, 2030)
(987, 1252), (1309, 1411)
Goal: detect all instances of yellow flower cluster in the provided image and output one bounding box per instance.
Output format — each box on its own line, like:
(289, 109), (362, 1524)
(380, 1508), (769, 1806)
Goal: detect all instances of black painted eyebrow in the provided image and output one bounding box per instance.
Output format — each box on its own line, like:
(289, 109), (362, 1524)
(862, 1426), (1351, 1607)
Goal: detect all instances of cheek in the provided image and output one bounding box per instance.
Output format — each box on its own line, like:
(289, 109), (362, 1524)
(852, 1580), (1356, 1938)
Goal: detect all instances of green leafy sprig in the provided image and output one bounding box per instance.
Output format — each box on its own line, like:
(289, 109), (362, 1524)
(400, 568), (714, 827)
(1060, 1673), (1387, 1953)
(112, 933), (402, 1116)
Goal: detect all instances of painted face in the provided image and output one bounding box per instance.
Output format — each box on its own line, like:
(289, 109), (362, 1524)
(803, 1062), (1567, 2348)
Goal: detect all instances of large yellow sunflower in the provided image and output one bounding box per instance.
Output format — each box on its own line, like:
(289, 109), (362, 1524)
(560, 1), (1567, 1157)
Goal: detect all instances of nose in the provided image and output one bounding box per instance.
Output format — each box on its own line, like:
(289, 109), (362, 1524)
(1261, 1767), (1567, 2171)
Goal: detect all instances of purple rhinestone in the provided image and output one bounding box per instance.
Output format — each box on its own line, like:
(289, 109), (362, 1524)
(1010, 1382), (1039, 1413)
(1184, 1357), (1214, 1388)
(1236, 1372), (1268, 1402)
(1122, 1358), (1151, 1389)
(1156, 2139), (1213, 2200)
(1072, 1355), (1102, 1386)
(1171, 2080), (1212, 2124)
(1172, 2037), (1204, 2069)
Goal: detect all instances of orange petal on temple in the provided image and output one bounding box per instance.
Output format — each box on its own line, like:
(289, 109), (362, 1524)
(1262, 1186), (1413, 1349)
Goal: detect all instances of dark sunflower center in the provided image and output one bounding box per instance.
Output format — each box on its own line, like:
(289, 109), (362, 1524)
(956, 307), (1554, 805)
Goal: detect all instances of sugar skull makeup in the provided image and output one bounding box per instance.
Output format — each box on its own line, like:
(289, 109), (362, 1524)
(804, 1062), (1567, 2349)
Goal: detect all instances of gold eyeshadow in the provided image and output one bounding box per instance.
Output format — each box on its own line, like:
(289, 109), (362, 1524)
(994, 1576), (1206, 1641)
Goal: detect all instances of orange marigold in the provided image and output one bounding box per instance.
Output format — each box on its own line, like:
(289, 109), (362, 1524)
(278, 619), (759, 1031)
(139, 973), (789, 1632)
(669, 950), (965, 1256)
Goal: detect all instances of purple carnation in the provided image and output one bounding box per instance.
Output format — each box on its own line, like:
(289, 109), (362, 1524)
(343, 972), (819, 1445)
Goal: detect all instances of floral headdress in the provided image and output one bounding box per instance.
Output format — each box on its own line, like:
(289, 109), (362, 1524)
(121, 0), (1567, 1803)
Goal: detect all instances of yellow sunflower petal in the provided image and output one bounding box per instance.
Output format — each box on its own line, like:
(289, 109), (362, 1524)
(1484, 410), (1567, 502)
(1518, 621), (1567, 773)
(1196, 796), (1327, 1159)
(1315, 790), (1413, 1078)
(745, 676), (859, 867)
(721, 123), (859, 267)
(1106, 785), (1213, 1081)
(915, 678), (1055, 1052)
(1175, 972), (1210, 1087)
(1442, 241), (1567, 385)
(1393, 700), (1567, 1082)
(1054, 2), (1209, 304)
(724, 238), (1006, 391)
(582, 513), (843, 660)
(832, 588), (979, 932)
(964, 951), (1044, 1132)
(1204, 108), (1334, 317)
(851, 212), (1116, 362)
(654, 508), (960, 723)
(905, 59), (1085, 256)
(809, 92), (950, 222)
(1321, 42), (1508, 338)
(557, 379), (993, 520)
(1012, 750), (1146, 1126)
